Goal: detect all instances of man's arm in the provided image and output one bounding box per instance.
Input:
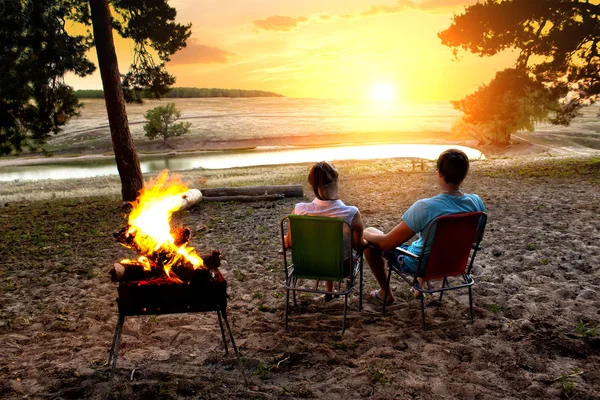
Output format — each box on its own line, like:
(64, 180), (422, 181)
(363, 221), (415, 251)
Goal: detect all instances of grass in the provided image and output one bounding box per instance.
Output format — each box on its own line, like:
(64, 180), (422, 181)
(575, 320), (598, 338)
(252, 291), (264, 300)
(253, 362), (271, 380)
(233, 269), (246, 282)
(327, 339), (358, 351)
(487, 304), (505, 314)
(554, 368), (583, 399)
(526, 243), (538, 251)
(476, 156), (600, 181)
(367, 366), (391, 384)
(0, 196), (125, 273)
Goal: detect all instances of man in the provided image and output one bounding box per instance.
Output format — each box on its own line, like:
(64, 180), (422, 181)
(364, 149), (486, 305)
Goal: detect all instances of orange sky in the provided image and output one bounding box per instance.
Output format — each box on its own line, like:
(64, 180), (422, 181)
(66, 0), (517, 101)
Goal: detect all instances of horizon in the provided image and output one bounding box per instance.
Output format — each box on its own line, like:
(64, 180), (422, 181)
(65, 0), (517, 102)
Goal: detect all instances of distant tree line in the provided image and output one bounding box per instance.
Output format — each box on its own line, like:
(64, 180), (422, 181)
(74, 87), (284, 99)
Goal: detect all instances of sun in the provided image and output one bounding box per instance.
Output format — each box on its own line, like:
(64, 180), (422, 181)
(369, 83), (396, 102)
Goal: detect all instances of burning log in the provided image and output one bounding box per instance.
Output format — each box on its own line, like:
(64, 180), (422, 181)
(201, 184), (302, 198)
(110, 250), (221, 283)
(110, 262), (165, 282)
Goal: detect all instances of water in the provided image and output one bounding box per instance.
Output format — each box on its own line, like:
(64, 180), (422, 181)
(0, 144), (484, 182)
(59, 98), (466, 143)
(1, 97), (597, 182)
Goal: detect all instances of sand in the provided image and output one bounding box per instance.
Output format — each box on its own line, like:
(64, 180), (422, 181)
(0, 154), (599, 399)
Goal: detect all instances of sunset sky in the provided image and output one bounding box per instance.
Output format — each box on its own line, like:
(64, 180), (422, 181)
(66, 0), (517, 102)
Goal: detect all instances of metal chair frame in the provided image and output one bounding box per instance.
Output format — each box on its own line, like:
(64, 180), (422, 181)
(280, 215), (363, 333)
(383, 212), (487, 328)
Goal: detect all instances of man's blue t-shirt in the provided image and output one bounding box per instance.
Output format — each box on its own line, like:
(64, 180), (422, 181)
(402, 193), (486, 273)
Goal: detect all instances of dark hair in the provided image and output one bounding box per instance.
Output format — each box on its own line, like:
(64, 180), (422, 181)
(436, 149), (470, 185)
(307, 161), (339, 200)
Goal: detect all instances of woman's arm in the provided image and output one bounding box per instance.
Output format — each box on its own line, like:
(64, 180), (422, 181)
(351, 210), (365, 251)
(363, 221), (415, 251)
(283, 208), (295, 248)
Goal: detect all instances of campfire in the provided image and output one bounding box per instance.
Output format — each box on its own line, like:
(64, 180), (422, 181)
(106, 171), (243, 385)
(112, 171), (216, 284)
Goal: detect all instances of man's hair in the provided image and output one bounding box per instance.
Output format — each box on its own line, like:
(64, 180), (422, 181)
(308, 161), (339, 200)
(436, 149), (470, 185)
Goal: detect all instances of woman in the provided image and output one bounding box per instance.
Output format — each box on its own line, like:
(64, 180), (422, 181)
(284, 161), (364, 301)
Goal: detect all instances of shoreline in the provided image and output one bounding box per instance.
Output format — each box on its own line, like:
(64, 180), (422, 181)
(0, 135), (480, 168)
(1, 129), (598, 170)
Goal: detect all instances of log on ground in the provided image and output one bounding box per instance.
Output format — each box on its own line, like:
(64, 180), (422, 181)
(202, 194), (284, 202)
(201, 184), (302, 198)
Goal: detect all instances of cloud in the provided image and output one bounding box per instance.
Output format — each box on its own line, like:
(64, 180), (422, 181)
(332, 0), (472, 20)
(360, 0), (414, 17)
(169, 39), (235, 65)
(252, 15), (309, 32)
(250, 1), (473, 34)
(416, 0), (477, 13)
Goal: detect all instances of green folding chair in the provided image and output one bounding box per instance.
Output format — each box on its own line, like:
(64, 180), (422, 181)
(280, 215), (363, 333)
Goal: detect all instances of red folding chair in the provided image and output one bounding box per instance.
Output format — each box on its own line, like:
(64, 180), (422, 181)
(383, 212), (487, 328)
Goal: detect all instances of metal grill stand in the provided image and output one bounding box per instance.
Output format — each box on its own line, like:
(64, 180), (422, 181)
(106, 276), (246, 388)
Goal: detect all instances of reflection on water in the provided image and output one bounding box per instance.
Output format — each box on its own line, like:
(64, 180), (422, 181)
(0, 144), (484, 182)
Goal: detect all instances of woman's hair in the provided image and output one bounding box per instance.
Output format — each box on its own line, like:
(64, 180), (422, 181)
(436, 149), (470, 185)
(307, 161), (339, 200)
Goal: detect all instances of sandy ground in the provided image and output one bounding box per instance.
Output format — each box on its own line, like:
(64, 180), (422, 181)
(0, 155), (599, 399)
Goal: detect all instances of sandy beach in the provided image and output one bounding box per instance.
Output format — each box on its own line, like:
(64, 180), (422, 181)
(0, 152), (599, 399)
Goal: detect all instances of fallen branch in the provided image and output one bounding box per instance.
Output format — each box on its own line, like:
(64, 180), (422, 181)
(201, 185), (302, 198)
(202, 194), (285, 202)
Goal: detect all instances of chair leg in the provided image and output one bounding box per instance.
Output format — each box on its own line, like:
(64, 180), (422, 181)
(468, 286), (474, 322)
(217, 310), (229, 355)
(440, 277), (448, 301)
(420, 295), (426, 329)
(342, 294), (348, 334)
(292, 277), (298, 307)
(285, 288), (290, 330)
(383, 265), (393, 314)
(359, 260), (363, 312)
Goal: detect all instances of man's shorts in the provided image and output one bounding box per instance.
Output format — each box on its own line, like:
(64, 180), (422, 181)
(383, 244), (418, 275)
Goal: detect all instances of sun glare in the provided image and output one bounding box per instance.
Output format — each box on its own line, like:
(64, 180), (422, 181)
(370, 83), (396, 102)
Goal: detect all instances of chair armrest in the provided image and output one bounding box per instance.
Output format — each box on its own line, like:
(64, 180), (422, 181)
(395, 246), (419, 260)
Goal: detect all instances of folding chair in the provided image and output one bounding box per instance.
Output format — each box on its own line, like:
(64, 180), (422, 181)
(383, 212), (487, 328)
(280, 215), (363, 333)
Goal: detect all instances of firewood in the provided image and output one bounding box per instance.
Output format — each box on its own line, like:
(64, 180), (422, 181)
(201, 184), (302, 198)
(110, 262), (166, 282)
(110, 250), (220, 283)
(179, 189), (203, 210)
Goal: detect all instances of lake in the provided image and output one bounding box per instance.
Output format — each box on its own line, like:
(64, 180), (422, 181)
(0, 143), (484, 182)
(1, 97), (597, 181)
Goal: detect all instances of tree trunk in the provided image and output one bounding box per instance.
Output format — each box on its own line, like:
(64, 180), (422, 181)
(89, 0), (143, 202)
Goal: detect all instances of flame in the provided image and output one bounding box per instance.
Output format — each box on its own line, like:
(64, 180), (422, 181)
(121, 170), (204, 280)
